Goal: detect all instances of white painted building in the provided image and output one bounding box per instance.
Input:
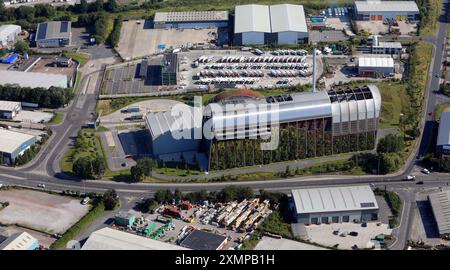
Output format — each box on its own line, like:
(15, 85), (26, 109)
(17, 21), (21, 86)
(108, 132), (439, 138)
(0, 100), (22, 119)
(358, 56), (395, 77)
(292, 185), (379, 225)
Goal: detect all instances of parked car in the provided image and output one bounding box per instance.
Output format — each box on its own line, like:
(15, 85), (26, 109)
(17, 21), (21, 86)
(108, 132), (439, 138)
(349, 231), (359, 237)
(416, 181), (424, 185)
(81, 197), (90, 205)
(361, 222), (367, 227)
(421, 168), (430, 174)
(37, 183), (45, 188)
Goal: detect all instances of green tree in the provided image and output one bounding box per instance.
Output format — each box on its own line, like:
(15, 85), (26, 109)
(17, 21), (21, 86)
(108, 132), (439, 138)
(377, 134), (404, 153)
(103, 189), (119, 210)
(73, 156), (93, 179)
(14, 40), (29, 54)
(154, 189), (171, 203)
(130, 165), (144, 182)
(105, 0), (118, 12)
(77, 0), (88, 13)
(92, 155), (105, 179)
(378, 153), (403, 174)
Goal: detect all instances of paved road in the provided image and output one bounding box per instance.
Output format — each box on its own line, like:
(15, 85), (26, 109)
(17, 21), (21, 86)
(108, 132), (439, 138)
(0, 2), (449, 250)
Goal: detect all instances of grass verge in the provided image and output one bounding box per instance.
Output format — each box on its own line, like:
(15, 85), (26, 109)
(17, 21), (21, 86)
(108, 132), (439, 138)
(435, 102), (450, 121)
(63, 51), (91, 67)
(47, 112), (64, 126)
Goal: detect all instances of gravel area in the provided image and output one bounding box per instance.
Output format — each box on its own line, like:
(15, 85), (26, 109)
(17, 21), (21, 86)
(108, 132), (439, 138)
(0, 189), (89, 234)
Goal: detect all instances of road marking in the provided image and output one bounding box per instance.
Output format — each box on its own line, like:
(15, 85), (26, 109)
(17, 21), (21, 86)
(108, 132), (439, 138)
(0, 173), (25, 180)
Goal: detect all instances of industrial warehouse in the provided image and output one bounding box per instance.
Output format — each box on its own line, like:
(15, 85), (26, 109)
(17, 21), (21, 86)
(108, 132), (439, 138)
(145, 84), (381, 170)
(358, 56), (395, 77)
(0, 129), (37, 165)
(354, 0), (420, 21)
(436, 110), (450, 155)
(0, 232), (39, 250)
(291, 185), (379, 225)
(35, 21), (71, 48)
(428, 190), (450, 237)
(234, 4), (309, 45)
(153, 11), (229, 29)
(0, 70), (69, 89)
(0, 100), (21, 119)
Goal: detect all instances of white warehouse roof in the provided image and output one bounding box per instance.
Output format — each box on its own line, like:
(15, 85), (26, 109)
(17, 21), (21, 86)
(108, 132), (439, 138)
(235, 4), (308, 34)
(437, 110), (450, 147)
(81, 228), (190, 250)
(234, 4), (271, 33)
(0, 100), (21, 111)
(0, 232), (38, 250)
(355, 1), (419, 13)
(0, 70), (68, 89)
(270, 4), (308, 33)
(358, 56), (394, 68)
(429, 190), (450, 236)
(0, 129), (36, 154)
(292, 185), (379, 214)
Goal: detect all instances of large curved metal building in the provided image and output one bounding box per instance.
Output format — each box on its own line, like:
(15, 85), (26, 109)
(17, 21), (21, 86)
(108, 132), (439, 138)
(204, 85), (381, 170)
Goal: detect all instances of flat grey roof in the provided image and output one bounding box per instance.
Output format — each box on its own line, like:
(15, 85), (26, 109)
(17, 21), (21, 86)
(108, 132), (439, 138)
(429, 190), (450, 235)
(0, 70), (68, 89)
(81, 228), (189, 250)
(36, 21), (71, 41)
(292, 185), (379, 214)
(234, 4), (271, 33)
(0, 129), (36, 155)
(437, 110), (450, 147)
(270, 4), (308, 33)
(180, 230), (227, 250)
(0, 100), (21, 111)
(355, 0), (419, 13)
(154, 11), (228, 23)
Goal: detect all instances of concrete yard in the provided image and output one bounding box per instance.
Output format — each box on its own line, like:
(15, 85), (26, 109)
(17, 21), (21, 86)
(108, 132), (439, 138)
(14, 110), (54, 124)
(254, 236), (328, 250)
(0, 189), (89, 234)
(410, 188), (450, 247)
(356, 21), (417, 35)
(117, 20), (216, 60)
(30, 57), (77, 81)
(304, 223), (392, 250)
